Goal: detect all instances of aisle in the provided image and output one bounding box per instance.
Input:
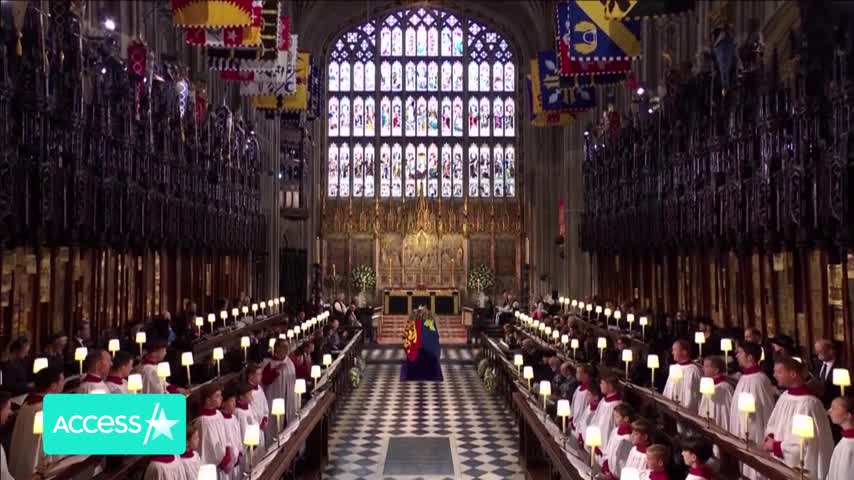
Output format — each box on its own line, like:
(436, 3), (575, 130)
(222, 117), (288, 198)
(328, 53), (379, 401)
(323, 349), (524, 479)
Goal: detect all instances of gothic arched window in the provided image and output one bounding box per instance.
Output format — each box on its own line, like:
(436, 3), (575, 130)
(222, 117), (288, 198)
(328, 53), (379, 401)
(326, 7), (516, 199)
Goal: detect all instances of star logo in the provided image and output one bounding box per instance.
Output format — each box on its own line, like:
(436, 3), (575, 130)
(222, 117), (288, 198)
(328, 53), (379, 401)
(142, 403), (178, 445)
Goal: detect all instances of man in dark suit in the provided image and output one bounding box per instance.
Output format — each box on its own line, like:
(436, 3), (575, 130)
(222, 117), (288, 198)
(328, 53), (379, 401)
(812, 339), (844, 407)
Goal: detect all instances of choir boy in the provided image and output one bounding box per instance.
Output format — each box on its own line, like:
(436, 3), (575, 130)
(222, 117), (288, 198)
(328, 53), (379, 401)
(576, 382), (603, 449)
(220, 385), (245, 479)
(262, 340), (296, 427)
(234, 382), (264, 452)
(76, 349), (111, 393)
(137, 339), (182, 394)
(729, 342), (776, 480)
(641, 444), (672, 480)
(625, 419), (653, 472)
(178, 424), (201, 480)
(193, 385), (236, 479)
(105, 351), (134, 393)
(589, 376), (624, 449)
(663, 340), (702, 412)
(244, 364), (269, 451)
(764, 358), (834, 480)
(0, 391), (13, 480)
(8, 367), (64, 480)
(571, 364), (595, 431)
(143, 453), (182, 479)
(828, 396), (854, 480)
(698, 356), (733, 430)
(598, 402), (635, 480)
(681, 436), (714, 480)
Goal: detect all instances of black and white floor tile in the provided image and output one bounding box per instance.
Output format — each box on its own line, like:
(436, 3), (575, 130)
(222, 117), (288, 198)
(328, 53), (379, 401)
(324, 350), (523, 480)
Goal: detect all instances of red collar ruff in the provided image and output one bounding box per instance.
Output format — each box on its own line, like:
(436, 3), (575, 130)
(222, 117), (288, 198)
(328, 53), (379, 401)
(635, 444), (648, 453)
(617, 424), (632, 435)
(786, 386), (812, 396)
(649, 470), (669, 480)
(689, 466), (712, 479)
(143, 358), (158, 366)
(742, 366), (761, 375)
(589, 400), (600, 412)
(221, 410), (234, 419)
(150, 455), (175, 463)
(82, 374), (103, 383)
(578, 383), (588, 392)
(180, 450), (196, 459)
(236, 400), (250, 410)
(842, 429), (854, 438)
(199, 408), (218, 416)
(713, 375), (727, 385)
(106, 376), (124, 385)
(26, 394), (45, 405)
(604, 394), (622, 402)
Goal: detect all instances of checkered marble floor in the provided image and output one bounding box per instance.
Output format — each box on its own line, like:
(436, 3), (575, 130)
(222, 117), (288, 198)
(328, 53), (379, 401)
(324, 361), (524, 480)
(365, 346), (478, 364)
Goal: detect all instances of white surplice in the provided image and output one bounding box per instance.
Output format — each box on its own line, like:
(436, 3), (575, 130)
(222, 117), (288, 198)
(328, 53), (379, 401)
(143, 456), (183, 480)
(684, 465), (714, 480)
(263, 358), (297, 426)
(234, 402), (265, 469)
(220, 412), (244, 480)
(137, 361), (166, 394)
(178, 451), (200, 480)
(827, 432), (854, 480)
(105, 376), (129, 394)
(586, 394), (622, 451)
(8, 395), (55, 480)
(1, 444), (13, 480)
(662, 362), (702, 412)
(570, 383), (590, 431)
(248, 385), (269, 451)
(598, 424), (633, 479)
(729, 367), (777, 480)
(699, 376), (734, 457)
(193, 409), (233, 480)
(76, 374), (109, 393)
(764, 388), (834, 480)
(625, 445), (648, 472)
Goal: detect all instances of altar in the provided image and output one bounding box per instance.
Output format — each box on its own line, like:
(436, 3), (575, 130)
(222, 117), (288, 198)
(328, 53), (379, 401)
(384, 288), (460, 316)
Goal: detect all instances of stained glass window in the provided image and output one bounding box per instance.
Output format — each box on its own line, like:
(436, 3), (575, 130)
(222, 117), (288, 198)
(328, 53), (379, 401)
(327, 9), (516, 199)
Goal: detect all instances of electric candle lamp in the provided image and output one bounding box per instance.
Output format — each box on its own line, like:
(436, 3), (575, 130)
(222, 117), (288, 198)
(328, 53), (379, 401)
(699, 377), (715, 421)
(647, 354), (659, 387)
(33, 411), (44, 435)
(613, 310), (622, 327)
(181, 352), (194, 385)
(156, 362), (171, 392)
(198, 464), (217, 480)
(295, 378), (306, 416)
(287, 329), (295, 341)
(260, 301), (266, 311)
(323, 353), (333, 369)
(533, 319), (540, 330)
(74, 347), (88, 376)
(738, 392), (756, 445)
(523, 366), (534, 390)
(622, 349), (633, 380)
(294, 325), (302, 340)
(241, 306), (249, 317)
(833, 368), (851, 396)
(243, 424), (260, 473)
(721, 338), (734, 368)
(513, 354), (524, 373)
(579, 301), (586, 314)
(570, 338), (580, 359)
(267, 299), (274, 312)
(231, 308), (239, 323)
(557, 399), (571, 446)
(311, 365), (322, 386)
(559, 296), (565, 306)
(252, 303), (258, 315)
(585, 425), (602, 475)
(514, 311), (520, 319)
(539, 380), (551, 415)
(586, 304), (593, 317)
(694, 331), (706, 357)
(597, 337), (607, 362)
(212, 347), (224, 376)
(194, 316), (204, 337)
(545, 326), (552, 340)
(128, 373), (142, 393)
(136, 331), (147, 355)
(571, 299), (578, 309)
(108, 339), (120, 357)
(219, 311), (227, 329)
(207, 313), (215, 333)
(241, 336), (250, 361)
(561, 334), (569, 348)
(669, 365), (683, 403)
(604, 308), (612, 325)
(271, 398), (285, 447)
(552, 329), (560, 343)
(626, 313), (635, 330)
(792, 414), (815, 480)
(33, 357), (48, 374)
(279, 296), (285, 304)
(268, 338), (276, 351)
(278, 333), (287, 340)
(595, 305), (603, 315)
(639, 316), (648, 339)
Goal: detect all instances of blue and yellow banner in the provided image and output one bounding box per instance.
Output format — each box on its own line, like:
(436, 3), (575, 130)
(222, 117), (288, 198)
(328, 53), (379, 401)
(533, 51), (595, 114)
(557, 0), (641, 61)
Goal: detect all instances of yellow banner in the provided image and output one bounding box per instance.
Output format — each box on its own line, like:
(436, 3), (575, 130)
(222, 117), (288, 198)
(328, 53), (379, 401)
(253, 52), (310, 111)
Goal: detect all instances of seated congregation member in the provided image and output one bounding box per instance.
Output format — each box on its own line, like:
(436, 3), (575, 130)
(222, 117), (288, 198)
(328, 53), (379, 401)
(588, 376), (623, 449)
(0, 391), (13, 480)
(828, 396), (854, 480)
(558, 362), (579, 400)
(137, 339), (182, 394)
(698, 356), (733, 430)
(220, 385), (245, 478)
(77, 349), (111, 393)
(681, 436), (714, 480)
(1, 337), (31, 396)
(244, 364), (269, 448)
(663, 340), (702, 412)
(193, 384), (237, 478)
(105, 351), (134, 393)
(179, 424), (201, 480)
(598, 403), (635, 480)
(625, 419), (653, 472)
(576, 382), (603, 449)
(263, 340), (296, 427)
(9, 367), (64, 480)
(641, 444), (673, 480)
(43, 332), (68, 373)
(291, 345), (311, 380)
(812, 339), (844, 407)
(764, 358), (834, 480)
(729, 342), (776, 480)
(571, 364), (595, 430)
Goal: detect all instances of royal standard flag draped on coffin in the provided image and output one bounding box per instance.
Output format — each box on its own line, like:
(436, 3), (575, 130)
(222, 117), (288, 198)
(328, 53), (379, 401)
(557, 0), (642, 62)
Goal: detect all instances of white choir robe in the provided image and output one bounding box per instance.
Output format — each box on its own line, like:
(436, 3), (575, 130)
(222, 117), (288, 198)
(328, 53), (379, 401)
(685, 465), (714, 480)
(598, 425), (633, 480)
(234, 403), (264, 469)
(143, 456), (183, 480)
(570, 384), (590, 431)
(76, 374), (109, 393)
(625, 445), (648, 472)
(639, 470), (669, 480)
(574, 402), (597, 447)
(137, 361), (166, 394)
(764, 388), (834, 480)
(662, 362), (702, 412)
(105, 376), (129, 394)
(193, 409), (233, 480)
(698, 377), (733, 457)
(586, 395), (621, 451)
(729, 367), (777, 480)
(178, 451), (200, 480)
(1, 444), (13, 480)
(827, 431), (854, 480)
(220, 413), (244, 480)
(263, 358), (297, 427)
(8, 396), (56, 480)
(247, 385), (269, 451)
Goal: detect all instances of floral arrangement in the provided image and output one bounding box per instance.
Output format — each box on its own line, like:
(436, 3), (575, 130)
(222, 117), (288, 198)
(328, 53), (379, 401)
(351, 264), (376, 292)
(349, 366), (361, 388)
(483, 368), (497, 394)
(467, 264), (494, 292)
(477, 358), (490, 378)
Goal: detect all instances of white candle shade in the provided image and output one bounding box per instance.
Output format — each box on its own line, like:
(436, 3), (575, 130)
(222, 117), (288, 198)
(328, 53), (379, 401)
(833, 368), (851, 387)
(738, 392), (756, 413)
(604, 308), (612, 317)
(287, 330), (294, 339)
(90, 389), (108, 394)
(622, 349), (633, 362)
(545, 326), (552, 336)
(627, 313), (635, 323)
(585, 426), (603, 447)
(278, 333), (287, 340)
(33, 411), (44, 434)
(156, 362), (171, 378)
(699, 377), (715, 395)
(207, 313), (215, 323)
(557, 399), (571, 417)
(74, 347), (88, 362)
(791, 414), (815, 439)
(597, 337), (607, 349)
(323, 354), (333, 367)
(294, 379), (307, 394)
(614, 311), (622, 320)
(538, 324), (545, 332)
(269, 338), (277, 350)
(212, 347), (224, 360)
(514, 311), (520, 318)
(198, 464), (217, 480)
(252, 304), (258, 312)
(579, 302), (586, 309)
(128, 373), (143, 392)
(595, 306), (603, 314)
(279, 297), (285, 303)
(136, 331), (147, 344)
(181, 352), (194, 366)
(552, 330), (560, 341)
(33, 357), (49, 374)
(243, 424), (260, 447)
(231, 308), (239, 317)
(523, 366), (534, 380)
(514, 354), (524, 367)
(242, 306), (249, 314)
(271, 398), (285, 416)
(669, 364), (683, 380)
(647, 354), (660, 369)
(694, 332), (706, 344)
(220, 311), (227, 320)
(240, 336), (250, 348)
(295, 326), (302, 334)
(639, 316), (648, 326)
(720, 338), (734, 352)
(571, 300), (578, 307)
(586, 304), (593, 312)
(108, 339), (121, 352)
(311, 365), (322, 379)
(561, 334), (569, 345)
(260, 301), (266, 309)
(539, 380), (551, 396)
(570, 338), (580, 349)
